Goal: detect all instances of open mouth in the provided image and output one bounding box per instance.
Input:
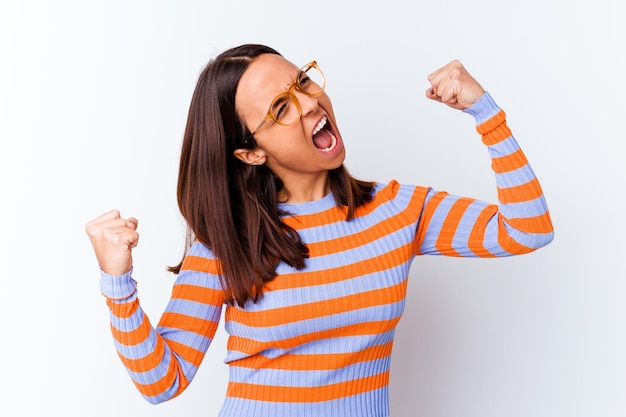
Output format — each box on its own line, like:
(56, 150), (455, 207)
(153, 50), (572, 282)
(312, 116), (338, 152)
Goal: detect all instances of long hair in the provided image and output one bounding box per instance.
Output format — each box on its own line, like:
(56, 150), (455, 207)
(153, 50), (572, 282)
(169, 44), (374, 306)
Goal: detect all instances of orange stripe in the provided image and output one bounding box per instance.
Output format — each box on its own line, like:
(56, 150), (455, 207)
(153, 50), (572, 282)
(283, 182), (430, 232)
(264, 243), (413, 292)
(233, 340), (394, 371)
(476, 109), (506, 134)
(497, 217), (533, 254)
(491, 148), (528, 173)
(106, 298), (140, 319)
(119, 340), (205, 382)
(163, 339), (206, 368)
(181, 255), (220, 274)
(352, 183), (428, 218)
(227, 370), (390, 403)
(159, 312), (219, 340)
(170, 283), (224, 304)
(132, 356), (188, 398)
(282, 182), (401, 230)
(476, 110), (509, 144)
(282, 205), (349, 230)
(353, 181), (402, 217)
(110, 314), (152, 346)
(497, 177), (543, 204)
(307, 196), (419, 257)
(505, 212), (554, 234)
(227, 318), (401, 355)
(230, 280), (407, 328)
(467, 204), (499, 257)
(119, 334), (166, 373)
(434, 198), (474, 256)
(481, 123), (512, 146)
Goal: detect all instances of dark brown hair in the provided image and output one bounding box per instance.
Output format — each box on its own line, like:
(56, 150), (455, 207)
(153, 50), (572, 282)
(169, 44), (374, 306)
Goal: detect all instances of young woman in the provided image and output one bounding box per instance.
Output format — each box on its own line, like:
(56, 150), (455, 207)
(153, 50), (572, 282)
(86, 44), (554, 417)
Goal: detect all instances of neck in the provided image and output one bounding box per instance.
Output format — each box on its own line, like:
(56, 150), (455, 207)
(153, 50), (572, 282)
(278, 172), (330, 203)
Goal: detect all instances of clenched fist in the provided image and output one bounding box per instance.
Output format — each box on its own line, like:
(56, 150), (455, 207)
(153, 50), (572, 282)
(85, 209), (139, 276)
(426, 60), (485, 110)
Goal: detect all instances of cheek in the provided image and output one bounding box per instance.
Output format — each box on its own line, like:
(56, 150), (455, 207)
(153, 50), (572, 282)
(319, 95), (338, 122)
(262, 129), (309, 156)
(318, 93), (333, 111)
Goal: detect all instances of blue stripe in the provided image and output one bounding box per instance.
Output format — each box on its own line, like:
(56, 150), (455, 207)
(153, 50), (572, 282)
(418, 194), (456, 254)
(290, 182), (415, 237)
(291, 188), (417, 244)
(109, 307), (144, 333)
(187, 241), (218, 258)
(486, 135), (520, 157)
(113, 330), (159, 360)
(229, 357), (391, 386)
(126, 349), (173, 384)
(225, 331), (395, 364)
(225, 301), (405, 342)
(288, 331), (396, 354)
(450, 200), (493, 257)
(156, 325), (213, 353)
(218, 386), (389, 417)
(166, 298), (222, 322)
(143, 374), (182, 405)
(176, 269), (224, 291)
(277, 224), (415, 274)
(241, 264), (409, 312)
(495, 164), (537, 188)
(480, 219), (511, 256)
(500, 220), (554, 249)
(501, 195), (550, 219)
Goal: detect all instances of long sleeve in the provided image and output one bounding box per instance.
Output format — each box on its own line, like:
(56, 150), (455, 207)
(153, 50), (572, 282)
(415, 92), (554, 257)
(97, 93), (553, 417)
(100, 242), (225, 404)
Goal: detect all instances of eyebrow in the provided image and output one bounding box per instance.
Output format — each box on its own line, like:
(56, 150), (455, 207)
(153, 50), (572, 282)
(281, 67), (302, 90)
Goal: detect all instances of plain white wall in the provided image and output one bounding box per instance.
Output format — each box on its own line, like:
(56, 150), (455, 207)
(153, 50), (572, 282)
(1, 0), (624, 416)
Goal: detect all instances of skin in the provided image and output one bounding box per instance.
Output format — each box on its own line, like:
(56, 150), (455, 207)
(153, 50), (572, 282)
(425, 59), (485, 110)
(86, 57), (485, 276)
(233, 54), (346, 204)
(85, 209), (138, 276)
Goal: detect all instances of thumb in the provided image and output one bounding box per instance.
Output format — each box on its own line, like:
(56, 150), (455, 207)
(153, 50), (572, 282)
(126, 217), (138, 230)
(425, 87), (441, 102)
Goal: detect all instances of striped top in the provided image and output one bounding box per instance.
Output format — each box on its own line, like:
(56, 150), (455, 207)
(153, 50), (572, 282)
(100, 92), (554, 417)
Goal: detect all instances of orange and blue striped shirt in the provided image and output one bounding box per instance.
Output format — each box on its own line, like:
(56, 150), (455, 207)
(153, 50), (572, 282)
(100, 92), (554, 417)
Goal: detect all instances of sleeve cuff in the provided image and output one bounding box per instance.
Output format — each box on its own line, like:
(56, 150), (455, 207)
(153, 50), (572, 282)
(462, 91), (501, 124)
(99, 268), (137, 300)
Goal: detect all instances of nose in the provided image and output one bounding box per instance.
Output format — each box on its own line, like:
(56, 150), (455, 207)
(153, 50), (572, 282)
(294, 90), (319, 117)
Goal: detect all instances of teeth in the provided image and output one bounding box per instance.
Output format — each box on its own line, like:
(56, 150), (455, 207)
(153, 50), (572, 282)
(313, 116), (328, 135)
(312, 115), (338, 152)
(319, 131), (337, 152)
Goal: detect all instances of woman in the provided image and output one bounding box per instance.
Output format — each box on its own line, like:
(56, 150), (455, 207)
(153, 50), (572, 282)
(86, 44), (554, 417)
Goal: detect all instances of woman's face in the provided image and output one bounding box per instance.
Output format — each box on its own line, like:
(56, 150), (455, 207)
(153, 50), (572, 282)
(235, 54), (346, 191)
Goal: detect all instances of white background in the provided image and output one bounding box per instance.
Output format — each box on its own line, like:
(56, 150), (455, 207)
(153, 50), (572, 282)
(1, 1), (624, 416)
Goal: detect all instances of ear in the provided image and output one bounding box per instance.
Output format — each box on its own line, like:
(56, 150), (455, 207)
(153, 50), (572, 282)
(233, 148), (267, 166)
